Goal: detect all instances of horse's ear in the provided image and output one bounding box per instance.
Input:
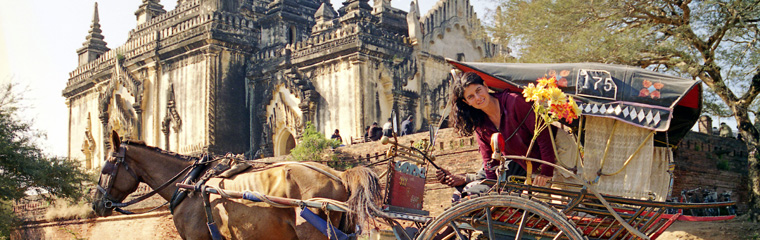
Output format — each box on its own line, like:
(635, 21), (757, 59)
(111, 130), (121, 152)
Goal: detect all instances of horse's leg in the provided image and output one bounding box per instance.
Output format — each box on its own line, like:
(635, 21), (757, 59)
(172, 198), (213, 240)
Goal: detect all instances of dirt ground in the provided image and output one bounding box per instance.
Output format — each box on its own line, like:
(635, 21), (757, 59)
(146, 216), (757, 240)
(657, 215), (760, 240)
(152, 216), (754, 240)
(17, 212), (758, 240)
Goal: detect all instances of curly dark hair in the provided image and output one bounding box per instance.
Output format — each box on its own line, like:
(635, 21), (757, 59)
(449, 72), (488, 137)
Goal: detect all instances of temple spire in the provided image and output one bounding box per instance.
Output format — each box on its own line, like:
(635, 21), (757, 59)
(315, 2), (337, 22)
(135, 0), (166, 25)
(407, 0), (422, 45)
(338, 0), (372, 22)
(77, 2), (109, 66)
(93, 2), (100, 23)
(312, 2), (337, 34)
(373, 0), (391, 13)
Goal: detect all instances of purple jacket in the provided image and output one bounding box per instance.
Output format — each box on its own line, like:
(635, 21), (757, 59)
(475, 91), (556, 179)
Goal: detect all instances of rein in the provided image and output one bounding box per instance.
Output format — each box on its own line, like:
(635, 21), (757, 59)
(97, 143), (196, 214)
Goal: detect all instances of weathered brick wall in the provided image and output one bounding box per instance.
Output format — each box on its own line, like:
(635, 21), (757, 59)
(672, 132), (750, 213)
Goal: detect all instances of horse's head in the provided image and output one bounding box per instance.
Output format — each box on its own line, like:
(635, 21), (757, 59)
(92, 131), (142, 217)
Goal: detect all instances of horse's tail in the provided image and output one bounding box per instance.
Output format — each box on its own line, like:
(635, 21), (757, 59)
(340, 166), (383, 233)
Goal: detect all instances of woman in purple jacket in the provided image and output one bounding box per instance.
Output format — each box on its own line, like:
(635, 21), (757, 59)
(436, 72), (556, 195)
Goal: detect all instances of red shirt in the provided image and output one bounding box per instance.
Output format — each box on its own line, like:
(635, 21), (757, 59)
(475, 91), (556, 179)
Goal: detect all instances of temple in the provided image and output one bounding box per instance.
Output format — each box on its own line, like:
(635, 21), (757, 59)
(63, 0), (503, 168)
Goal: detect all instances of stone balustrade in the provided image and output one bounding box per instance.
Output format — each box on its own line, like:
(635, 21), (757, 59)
(68, 3), (259, 89)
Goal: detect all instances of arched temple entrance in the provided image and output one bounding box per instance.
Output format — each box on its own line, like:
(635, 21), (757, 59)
(274, 129), (296, 157)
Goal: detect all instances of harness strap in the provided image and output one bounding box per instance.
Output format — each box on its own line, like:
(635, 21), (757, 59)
(170, 154), (214, 213)
(109, 162), (195, 210)
(115, 201), (169, 215)
(202, 187), (223, 240)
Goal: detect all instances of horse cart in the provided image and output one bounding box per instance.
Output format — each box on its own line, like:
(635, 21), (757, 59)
(94, 60), (735, 240)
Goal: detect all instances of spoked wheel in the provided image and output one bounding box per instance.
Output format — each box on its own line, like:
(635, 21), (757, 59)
(416, 195), (584, 240)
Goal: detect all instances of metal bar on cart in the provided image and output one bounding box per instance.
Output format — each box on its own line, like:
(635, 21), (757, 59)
(176, 183), (350, 212)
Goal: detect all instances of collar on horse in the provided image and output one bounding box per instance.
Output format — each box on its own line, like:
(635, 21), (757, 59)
(97, 143), (196, 214)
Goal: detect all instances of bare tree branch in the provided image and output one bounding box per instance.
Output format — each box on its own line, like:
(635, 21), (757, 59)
(740, 69), (760, 107)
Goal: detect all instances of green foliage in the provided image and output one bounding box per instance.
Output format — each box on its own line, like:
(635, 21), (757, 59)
(717, 159), (731, 171)
(289, 122), (341, 163)
(0, 201), (19, 239)
(0, 82), (90, 237)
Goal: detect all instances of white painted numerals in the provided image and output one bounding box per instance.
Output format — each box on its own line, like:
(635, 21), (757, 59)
(576, 69), (617, 100)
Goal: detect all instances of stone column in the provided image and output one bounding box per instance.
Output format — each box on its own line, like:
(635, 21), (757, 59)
(351, 56), (366, 137)
(204, 47), (221, 153)
(699, 115), (713, 135)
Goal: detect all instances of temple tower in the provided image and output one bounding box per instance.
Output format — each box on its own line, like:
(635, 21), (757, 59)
(135, 0), (167, 25)
(77, 2), (109, 66)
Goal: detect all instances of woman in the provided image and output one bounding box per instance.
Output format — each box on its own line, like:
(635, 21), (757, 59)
(436, 72), (556, 192)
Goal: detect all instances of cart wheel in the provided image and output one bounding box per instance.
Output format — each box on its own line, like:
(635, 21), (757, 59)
(416, 195), (584, 240)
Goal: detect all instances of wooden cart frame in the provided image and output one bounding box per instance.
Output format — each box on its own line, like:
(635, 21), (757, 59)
(176, 61), (734, 240)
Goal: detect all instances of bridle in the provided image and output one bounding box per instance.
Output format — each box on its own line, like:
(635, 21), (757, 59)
(96, 143), (195, 214)
(97, 144), (140, 210)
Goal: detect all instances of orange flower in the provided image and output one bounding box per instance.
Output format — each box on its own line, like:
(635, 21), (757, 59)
(537, 76), (558, 88)
(524, 76), (580, 125)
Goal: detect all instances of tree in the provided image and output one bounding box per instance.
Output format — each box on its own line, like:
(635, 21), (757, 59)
(488, 0), (760, 221)
(0, 82), (90, 237)
(288, 122), (345, 168)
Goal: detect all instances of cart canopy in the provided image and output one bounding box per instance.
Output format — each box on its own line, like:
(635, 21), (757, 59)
(448, 60), (702, 147)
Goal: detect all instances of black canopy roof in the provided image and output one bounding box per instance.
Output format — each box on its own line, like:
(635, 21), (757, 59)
(447, 60), (702, 147)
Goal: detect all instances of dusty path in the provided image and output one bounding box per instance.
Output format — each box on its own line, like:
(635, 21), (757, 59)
(658, 215), (759, 240)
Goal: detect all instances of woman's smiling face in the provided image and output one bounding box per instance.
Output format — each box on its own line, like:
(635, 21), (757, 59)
(463, 83), (490, 110)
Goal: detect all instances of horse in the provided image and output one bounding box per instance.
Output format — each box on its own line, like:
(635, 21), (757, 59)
(92, 131), (382, 240)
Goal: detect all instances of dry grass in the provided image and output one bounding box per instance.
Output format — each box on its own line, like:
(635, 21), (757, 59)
(44, 199), (94, 221)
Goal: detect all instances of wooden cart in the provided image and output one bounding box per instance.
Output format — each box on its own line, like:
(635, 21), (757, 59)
(178, 61), (735, 240)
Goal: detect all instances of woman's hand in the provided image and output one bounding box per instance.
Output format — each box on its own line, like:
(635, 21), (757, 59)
(532, 174), (551, 187)
(435, 169), (467, 187)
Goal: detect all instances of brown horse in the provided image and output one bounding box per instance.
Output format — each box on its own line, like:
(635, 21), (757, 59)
(92, 131), (381, 240)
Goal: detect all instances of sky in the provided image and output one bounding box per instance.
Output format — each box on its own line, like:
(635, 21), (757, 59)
(0, 0), (492, 157)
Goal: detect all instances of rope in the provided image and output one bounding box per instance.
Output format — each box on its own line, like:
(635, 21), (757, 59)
(305, 198), (352, 212)
(597, 120), (619, 173)
(548, 125), (574, 170)
(249, 191), (292, 208)
(323, 203), (335, 240)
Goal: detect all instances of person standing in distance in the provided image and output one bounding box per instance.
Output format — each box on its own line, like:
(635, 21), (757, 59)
(400, 116), (414, 136)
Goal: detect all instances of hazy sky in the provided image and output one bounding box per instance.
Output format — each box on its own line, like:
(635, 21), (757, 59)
(0, 0), (492, 157)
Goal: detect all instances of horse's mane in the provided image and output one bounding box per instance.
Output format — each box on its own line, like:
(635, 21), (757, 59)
(122, 140), (197, 162)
